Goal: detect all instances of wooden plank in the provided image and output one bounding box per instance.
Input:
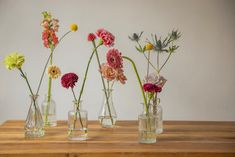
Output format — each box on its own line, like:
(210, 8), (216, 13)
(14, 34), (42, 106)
(0, 120), (235, 157)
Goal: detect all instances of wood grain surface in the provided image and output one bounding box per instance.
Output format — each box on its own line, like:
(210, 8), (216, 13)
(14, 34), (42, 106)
(0, 120), (235, 157)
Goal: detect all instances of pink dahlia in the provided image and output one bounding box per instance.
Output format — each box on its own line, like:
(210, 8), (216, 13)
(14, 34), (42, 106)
(106, 48), (123, 69)
(96, 28), (115, 47)
(61, 73), (79, 89)
(87, 33), (96, 41)
(143, 83), (162, 93)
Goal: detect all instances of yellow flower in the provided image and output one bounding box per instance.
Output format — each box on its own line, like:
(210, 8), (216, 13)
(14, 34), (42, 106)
(47, 65), (61, 79)
(3, 52), (25, 70)
(70, 24), (78, 32)
(145, 43), (154, 51)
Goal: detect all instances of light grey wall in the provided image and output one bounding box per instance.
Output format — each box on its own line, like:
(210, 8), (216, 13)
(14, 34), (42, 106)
(0, 0), (235, 124)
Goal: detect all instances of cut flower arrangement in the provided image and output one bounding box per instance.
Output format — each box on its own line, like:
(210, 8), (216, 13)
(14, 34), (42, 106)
(87, 29), (127, 128)
(3, 11), (78, 138)
(128, 30), (181, 139)
(2, 11), (182, 144)
(40, 11), (78, 127)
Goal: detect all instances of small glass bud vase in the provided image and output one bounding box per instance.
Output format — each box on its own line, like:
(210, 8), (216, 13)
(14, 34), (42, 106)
(98, 89), (117, 128)
(25, 95), (45, 138)
(68, 101), (88, 141)
(152, 100), (163, 134)
(138, 103), (157, 144)
(41, 94), (57, 127)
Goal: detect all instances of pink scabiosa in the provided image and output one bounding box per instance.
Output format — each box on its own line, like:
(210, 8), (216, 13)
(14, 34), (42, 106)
(61, 73), (79, 89)
(143, 83), (162, 93)
(106, 48), (123, 69)
(87, 33), (96, 41)
(96, 28), (115, 47)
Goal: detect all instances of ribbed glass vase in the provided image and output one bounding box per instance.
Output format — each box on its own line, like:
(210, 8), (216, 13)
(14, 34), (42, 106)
(68, 101), (88, 141)
(25, 95), (45, 138)
(98, 89), (117, 128)
(41, 94), (57, 127)
(138, 103), (157, 144)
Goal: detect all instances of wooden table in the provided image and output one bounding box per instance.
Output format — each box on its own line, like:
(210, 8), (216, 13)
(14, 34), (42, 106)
(0, 120), (235, 157)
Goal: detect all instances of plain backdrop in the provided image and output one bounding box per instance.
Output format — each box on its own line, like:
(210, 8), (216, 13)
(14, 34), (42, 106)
(0, 0), (235, 124)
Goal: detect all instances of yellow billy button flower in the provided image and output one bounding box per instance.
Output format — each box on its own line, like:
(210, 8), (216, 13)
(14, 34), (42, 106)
(70, 24), (78, 32)
(4, 52), (25, 70)
(145, 43), (154, 51)
(47, 65), (61, 79)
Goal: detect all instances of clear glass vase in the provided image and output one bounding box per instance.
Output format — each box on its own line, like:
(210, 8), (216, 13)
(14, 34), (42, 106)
(68, 101), (88, 141)
(152, 99), (163, 134)
(138, 103), (157, 144)
(98, 89), (117, 128)
(25, 95), (45, 138)
(41, 94), (57, 127)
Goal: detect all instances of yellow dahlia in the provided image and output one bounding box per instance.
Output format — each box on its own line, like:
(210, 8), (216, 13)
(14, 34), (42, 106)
(47, 65), (61, 79)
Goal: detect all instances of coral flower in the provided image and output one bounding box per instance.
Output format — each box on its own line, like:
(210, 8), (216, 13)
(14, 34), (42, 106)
(87, 33), (96, 41)
(70, 24), (78, 32)
(116, 68), (127, 84)
(41, 12), (59, 48)
(106, 48), (123, 69)
(100, 64), (117, 81)
(4, 52), (25, 70)
(47, 65), (61, 79)
(61, 73), (79, 89)
(96, 28), (115, 47)
(143, 83), (162, 93)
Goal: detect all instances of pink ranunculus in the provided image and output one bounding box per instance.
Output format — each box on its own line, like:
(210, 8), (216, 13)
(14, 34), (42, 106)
(106, 48), (123, 69)
(61, 73), (79, 89)
(96, 28), (115, 47)
(87, 33), (96, 41)
(143, 83), (162, 93)
(100, 63), (117, 81)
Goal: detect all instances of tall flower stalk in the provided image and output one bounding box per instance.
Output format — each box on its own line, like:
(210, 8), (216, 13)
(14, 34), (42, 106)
(40, 11), (78, 124)
(129, 30), (181, 108)
(61, 43), (101, 133)
(88, 29), (117, 126)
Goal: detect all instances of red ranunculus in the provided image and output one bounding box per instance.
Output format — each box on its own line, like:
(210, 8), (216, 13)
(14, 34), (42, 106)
(96, 28), (115, 47)
(143, 83), (162, 93)
(87, 33), (96, 41)
(61, 73), (79, 89)
(106, 48), (123, 69)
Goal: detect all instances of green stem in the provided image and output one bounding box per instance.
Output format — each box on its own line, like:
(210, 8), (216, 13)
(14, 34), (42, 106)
(18, 68), (37, 115)
(143, 53), (158, 72)
(146, 51), (150, 77)
(18, 68), (34, 97)
(92, 41), (114, 125)
(77, 44), (101, 104)
(122, 56), (148, 113)
(159, 51), (173, 73)
(71, 88), (85, 131)
(157, 51), (160, 73)
(45, 48), (53, 124)
(36, 31), (71, 96)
